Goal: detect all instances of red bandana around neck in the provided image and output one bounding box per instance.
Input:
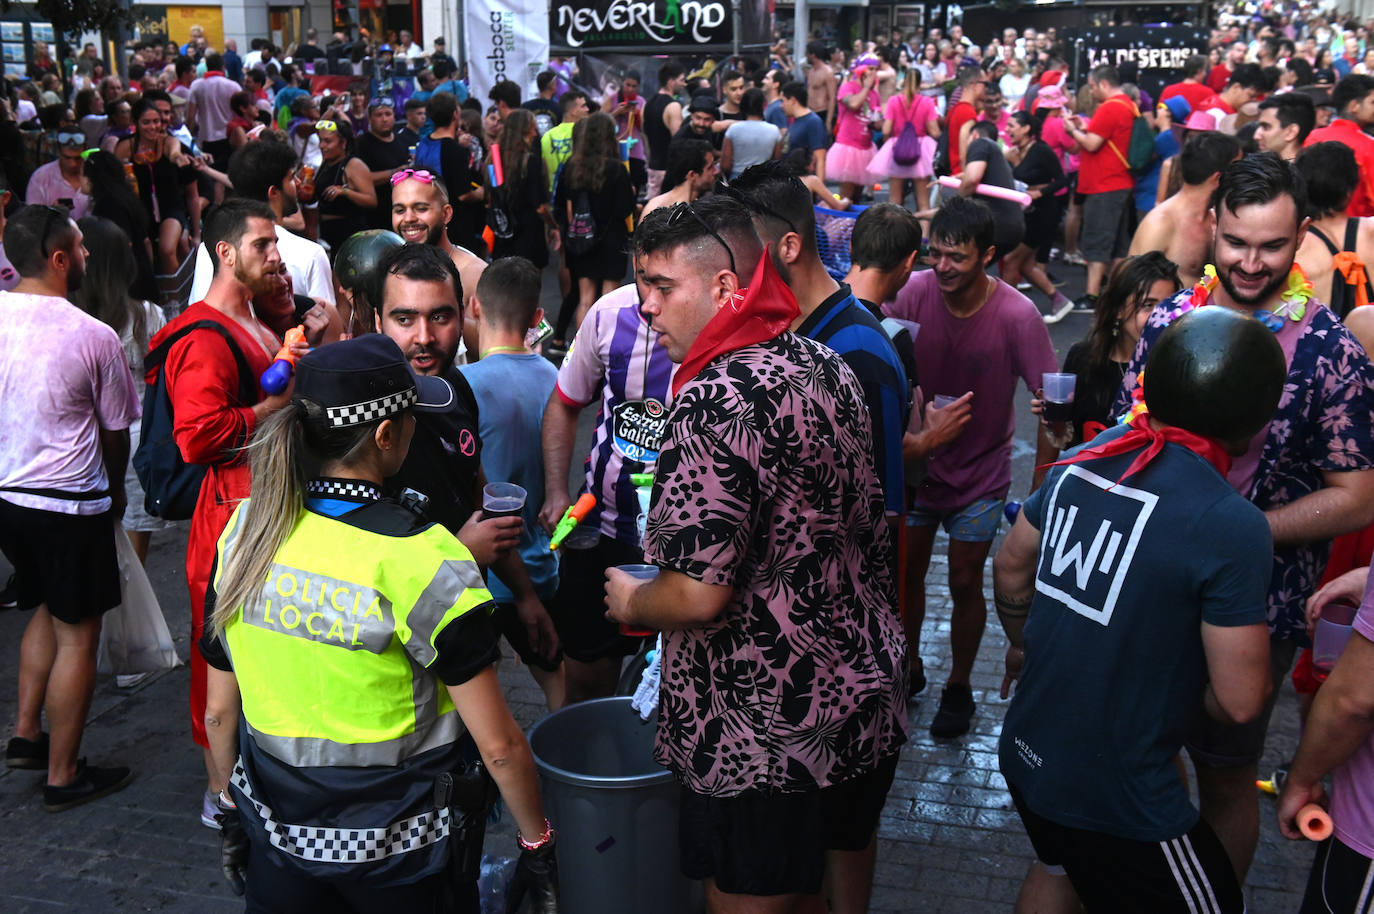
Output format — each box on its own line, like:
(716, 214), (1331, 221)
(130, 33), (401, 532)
(671, 250), (800, 397)
(1043, 412), (1232, 485)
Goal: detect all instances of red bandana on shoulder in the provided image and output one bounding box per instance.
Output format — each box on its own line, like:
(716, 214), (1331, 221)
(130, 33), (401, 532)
(1043, 412), (1232, 485)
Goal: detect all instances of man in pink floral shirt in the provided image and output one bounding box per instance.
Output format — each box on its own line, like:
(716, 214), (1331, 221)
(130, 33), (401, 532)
(605, 198), (907, 914)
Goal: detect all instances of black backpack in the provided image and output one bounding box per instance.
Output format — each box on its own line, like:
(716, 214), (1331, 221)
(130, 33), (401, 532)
(487, 184), (519, 242)
(133, 321), (255, 520)
(564, 188), (599, 255)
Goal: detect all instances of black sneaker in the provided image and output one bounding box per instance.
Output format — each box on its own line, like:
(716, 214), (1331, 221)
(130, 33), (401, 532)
(929, 684), (976, 738)
(907, 657), (927, 699)
(43, 761), (133, 812)
(5, 733), (48, 769)
(1073, 294), (1098, 314)
(0, 573), (18, 609)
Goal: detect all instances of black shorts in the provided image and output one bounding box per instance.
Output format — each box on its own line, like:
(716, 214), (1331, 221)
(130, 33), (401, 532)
(1009, 785), (1243, 914)
(628, 158), (648, 202)
(1301, 836), (1374, 913)
(679, 754), (899, 896)
(0, 499), (120, 624)
(1186, 636), (1298, 768)
(490, 601), (564, 672)
(548, 533), (645, 663)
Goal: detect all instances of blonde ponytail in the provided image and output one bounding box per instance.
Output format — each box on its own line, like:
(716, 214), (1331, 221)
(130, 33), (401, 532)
(211, 404), (307, 635)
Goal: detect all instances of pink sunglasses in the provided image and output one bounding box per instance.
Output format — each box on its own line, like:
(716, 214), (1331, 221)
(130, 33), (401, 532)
(391, 168), (436, 186)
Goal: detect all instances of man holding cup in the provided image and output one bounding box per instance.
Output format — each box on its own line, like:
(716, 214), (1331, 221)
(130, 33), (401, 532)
(605, 199), (907, 914)
(885, 196), (1058, 736)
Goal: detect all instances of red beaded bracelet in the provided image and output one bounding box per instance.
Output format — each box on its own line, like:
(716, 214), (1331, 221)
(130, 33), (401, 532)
(517, 818), (554, 850)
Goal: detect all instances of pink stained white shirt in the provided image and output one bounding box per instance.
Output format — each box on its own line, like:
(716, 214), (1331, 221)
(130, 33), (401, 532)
(0, 291), (141, 515)
(25, 160), (92, 220)
(187, 72), (241, 143)
(1332, 571), (1374, 858)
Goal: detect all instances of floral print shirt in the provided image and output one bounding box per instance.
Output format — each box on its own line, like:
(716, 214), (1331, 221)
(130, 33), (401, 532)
(1113, 295), (1374, 643)
(644, 332), (909, 796)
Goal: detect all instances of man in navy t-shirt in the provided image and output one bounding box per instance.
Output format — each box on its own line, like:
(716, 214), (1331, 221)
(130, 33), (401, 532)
(992, 307), (1284, 913)
(780, 81), (830, 180)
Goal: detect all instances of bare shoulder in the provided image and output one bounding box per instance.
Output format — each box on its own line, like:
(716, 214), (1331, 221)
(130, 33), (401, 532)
(450, 245), (487, 301)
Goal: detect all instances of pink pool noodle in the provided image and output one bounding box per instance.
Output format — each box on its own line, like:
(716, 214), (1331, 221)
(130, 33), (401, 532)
(937, 175), (1032, 208)
(1298, 804), (1333, 841)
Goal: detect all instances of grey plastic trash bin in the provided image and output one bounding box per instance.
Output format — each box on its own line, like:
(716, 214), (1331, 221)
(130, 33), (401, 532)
(527, 696), (703, 914)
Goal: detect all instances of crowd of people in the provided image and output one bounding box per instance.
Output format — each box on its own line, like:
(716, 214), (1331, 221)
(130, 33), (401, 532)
(9, 7), (1374, 913)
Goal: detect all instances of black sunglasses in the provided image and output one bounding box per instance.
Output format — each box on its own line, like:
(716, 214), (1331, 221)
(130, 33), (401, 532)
(665, 202), (737, 277)
(720, 183), (799, 237)
(35, 204), (69, 261)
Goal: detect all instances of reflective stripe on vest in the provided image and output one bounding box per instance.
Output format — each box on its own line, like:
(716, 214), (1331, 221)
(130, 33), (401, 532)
(218, 504), (491, 767)
(231, 758), (451, 863)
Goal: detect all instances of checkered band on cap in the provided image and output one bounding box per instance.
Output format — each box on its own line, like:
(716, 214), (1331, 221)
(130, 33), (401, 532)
(323, 388), (418, 428)
(232, 762), (450, 864)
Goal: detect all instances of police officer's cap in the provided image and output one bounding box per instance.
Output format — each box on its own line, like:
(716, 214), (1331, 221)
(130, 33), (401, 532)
(1143, 307), (1285, 443)
(294, 336), (454, 428)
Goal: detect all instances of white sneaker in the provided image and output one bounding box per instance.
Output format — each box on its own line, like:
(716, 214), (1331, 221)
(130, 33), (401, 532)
(1043, 299), (1076, 324)
(1016, 281), (1032, 291)
(201, 788), (221, 829)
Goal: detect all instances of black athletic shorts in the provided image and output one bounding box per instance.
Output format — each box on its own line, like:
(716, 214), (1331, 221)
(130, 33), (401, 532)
(1009, 785), (1243, 913)
(547, 533), (646, 663)
(1300, 836), (1374, 913)
(491, 601), (564, 672)
(0, 499), (120, 624)
(679, 754), (900, 897)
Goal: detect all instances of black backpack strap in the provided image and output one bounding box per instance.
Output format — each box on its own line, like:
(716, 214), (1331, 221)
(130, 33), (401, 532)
(145, 319), (258, 405)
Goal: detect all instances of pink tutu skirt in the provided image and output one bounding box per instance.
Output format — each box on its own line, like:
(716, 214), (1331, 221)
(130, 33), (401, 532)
(826, 141), (878, 185)
(868, 134), (937, 180)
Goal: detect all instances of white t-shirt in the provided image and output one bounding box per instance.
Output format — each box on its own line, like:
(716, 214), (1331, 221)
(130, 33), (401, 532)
(190, 223), (336, 306)
(0, 291), (141, 515)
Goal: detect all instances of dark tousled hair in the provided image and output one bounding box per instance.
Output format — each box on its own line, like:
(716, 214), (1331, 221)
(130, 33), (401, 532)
(377, 241), (463, 311)
(663, 138), (713, 191)
(1297, 141), (1358, 217)
(227, 139), (298, 203)
(6, 204), (76, 278)
(929, 195), (995, 253)
(728, 158), (817, 254)
(203, 197), (277, 271)
(475, 256), (541, 331)
(1179, 131), (1242, 186)
(1210, 152), (1307, 227)
(634, 195), (762, 274)
(1258, 92), (1316, 144)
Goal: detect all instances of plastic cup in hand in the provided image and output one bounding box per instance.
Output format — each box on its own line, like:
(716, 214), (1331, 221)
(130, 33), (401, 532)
(1042, 373), (1077, 423)
(934, 394), (959, 410)
(562, 523), (601, 551)
(1313, 601), (1359, 671)
(616, 564), (659, 637)
(482, 482), (527, 520)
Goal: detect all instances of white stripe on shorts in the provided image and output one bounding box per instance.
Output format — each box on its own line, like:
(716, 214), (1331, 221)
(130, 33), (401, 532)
(1161, 836), (1222, 914)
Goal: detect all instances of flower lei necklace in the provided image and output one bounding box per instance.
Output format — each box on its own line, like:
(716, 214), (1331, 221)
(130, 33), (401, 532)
(1120, 263), (1314, 428)
(1162, 263), (1315, 332)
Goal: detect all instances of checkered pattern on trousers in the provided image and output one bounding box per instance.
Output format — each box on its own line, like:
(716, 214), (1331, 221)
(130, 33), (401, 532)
(231, 761), (451, 863)
(306, 479), (384, 501)
(324, 389), (417, 428)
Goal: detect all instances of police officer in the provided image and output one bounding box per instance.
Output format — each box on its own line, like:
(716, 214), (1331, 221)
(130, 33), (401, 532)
(199, 335), (559, 913)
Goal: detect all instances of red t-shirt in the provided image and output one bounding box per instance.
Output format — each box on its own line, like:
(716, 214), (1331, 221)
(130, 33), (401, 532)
(1159, 81), (1213, 112)
(1205, 64), (1231, 92)
(1305, 119), (1374, 217)
(1078, 93), (1136, 194)
(1195, 93), (1236, 117)
(947, 101), (977, 174)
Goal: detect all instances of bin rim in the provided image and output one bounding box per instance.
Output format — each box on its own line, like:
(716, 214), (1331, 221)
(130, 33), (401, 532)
(527, 696), (678, 790)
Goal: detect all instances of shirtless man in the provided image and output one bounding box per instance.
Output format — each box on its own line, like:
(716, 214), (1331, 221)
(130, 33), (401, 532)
(391, 171), (487, 356)
(1129, 131), (1241, 286)
(1296, 141), (1374, 335)
(642, 138), (718, 216)
(806, 41), (837, 133)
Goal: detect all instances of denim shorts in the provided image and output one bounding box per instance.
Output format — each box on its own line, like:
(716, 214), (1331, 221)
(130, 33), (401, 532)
(907, 497), (1005, 543)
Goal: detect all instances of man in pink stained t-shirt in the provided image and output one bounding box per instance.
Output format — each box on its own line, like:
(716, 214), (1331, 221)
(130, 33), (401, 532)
(885, 196), (1057, 738)
(1281, 564), (1374, 910)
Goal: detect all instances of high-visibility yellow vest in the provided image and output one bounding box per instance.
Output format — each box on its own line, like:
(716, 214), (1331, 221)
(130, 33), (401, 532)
(215, 502), (493, 769)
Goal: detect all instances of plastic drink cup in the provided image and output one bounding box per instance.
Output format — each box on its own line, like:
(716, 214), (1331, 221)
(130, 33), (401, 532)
(1042, 373), (1077, 423)
(481, 482), (527, 520)
(1313, 601), (1359, 671)
(934, 394), (959, 410)
(562, 523), (601, 551)
(616, 564), (658, 637)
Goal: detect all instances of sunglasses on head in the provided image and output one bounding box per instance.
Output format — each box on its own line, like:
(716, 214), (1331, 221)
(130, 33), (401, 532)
(391, 168), (435, 186)
(665, 202), (737, 277)
(314, 119), (339, 131)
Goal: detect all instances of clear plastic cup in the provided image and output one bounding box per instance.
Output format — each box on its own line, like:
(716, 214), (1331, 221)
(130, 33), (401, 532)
(934, 394), (959, 410)
(616, 564), (659, 637)
(1042, 373), (1077, 423)
(1313, 601), (1359, 671)
(562, 523), (601, 551)
(482, 482), (527, 519)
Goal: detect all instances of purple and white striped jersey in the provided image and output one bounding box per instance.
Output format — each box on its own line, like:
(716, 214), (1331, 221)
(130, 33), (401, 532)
(555, 283), (676, 544)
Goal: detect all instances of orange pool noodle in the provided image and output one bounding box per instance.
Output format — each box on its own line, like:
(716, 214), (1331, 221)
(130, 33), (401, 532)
(1298, 804), (1333, 841)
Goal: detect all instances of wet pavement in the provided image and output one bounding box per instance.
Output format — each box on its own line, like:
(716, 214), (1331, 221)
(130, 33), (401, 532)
(0, 258), (1318, 912)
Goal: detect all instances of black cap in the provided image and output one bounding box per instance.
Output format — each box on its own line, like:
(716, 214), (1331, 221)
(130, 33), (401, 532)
(688, 94), (719, 117)
(295, 336), (455, 428)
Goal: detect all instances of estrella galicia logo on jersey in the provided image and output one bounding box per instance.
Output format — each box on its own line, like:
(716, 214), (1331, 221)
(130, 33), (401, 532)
(1035, 465), (1158, 625)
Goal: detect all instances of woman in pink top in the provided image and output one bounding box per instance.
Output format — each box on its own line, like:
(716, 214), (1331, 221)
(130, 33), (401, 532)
(1036, 84), (1084, 264)
(829, 57), (883, 202)
(869, 69), (940, 208)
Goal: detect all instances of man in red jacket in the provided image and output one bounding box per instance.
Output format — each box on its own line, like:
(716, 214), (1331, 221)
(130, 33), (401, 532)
(147, 198), (302, 826)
